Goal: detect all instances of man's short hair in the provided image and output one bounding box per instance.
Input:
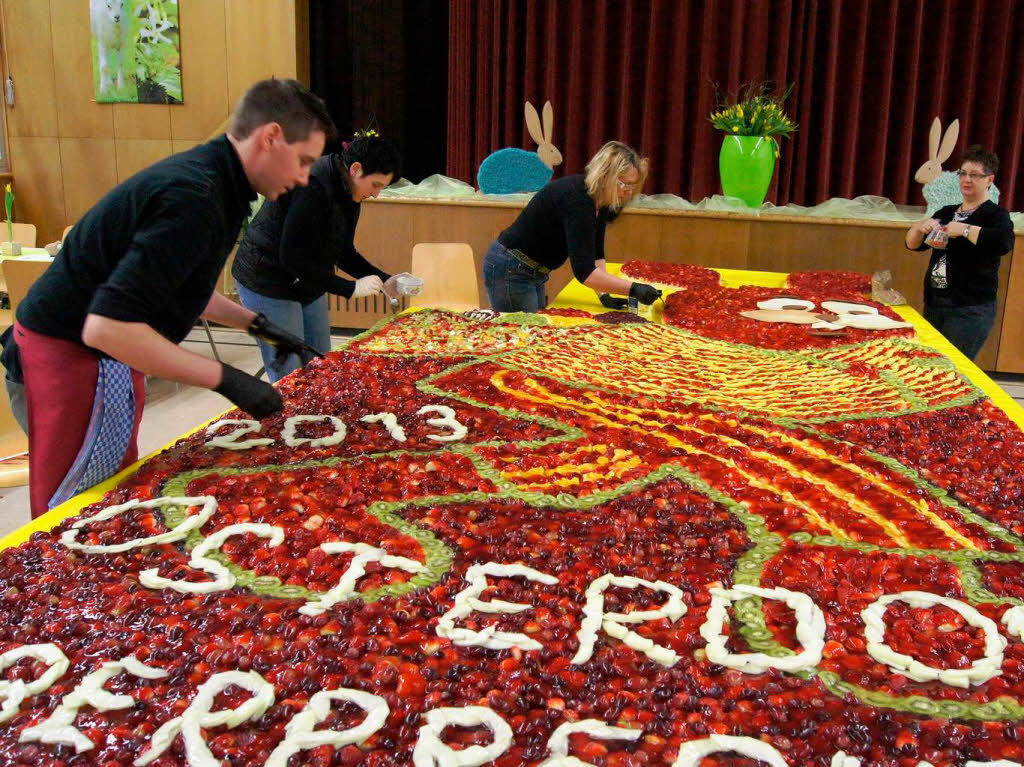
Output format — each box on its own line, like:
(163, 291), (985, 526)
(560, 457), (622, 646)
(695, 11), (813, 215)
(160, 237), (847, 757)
(229, 78), (336, 144)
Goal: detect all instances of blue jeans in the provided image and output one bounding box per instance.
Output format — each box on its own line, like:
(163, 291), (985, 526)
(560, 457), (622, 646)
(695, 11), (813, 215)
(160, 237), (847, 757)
(236, 283), (331, 382)
(483, 240), (548, 312)
(923, 298), (996, 361)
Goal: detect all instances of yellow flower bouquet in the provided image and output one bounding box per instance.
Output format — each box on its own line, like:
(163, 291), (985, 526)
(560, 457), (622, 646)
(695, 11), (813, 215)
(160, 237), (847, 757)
(709, 82), (796, 139)
(710, 83), (796, 207)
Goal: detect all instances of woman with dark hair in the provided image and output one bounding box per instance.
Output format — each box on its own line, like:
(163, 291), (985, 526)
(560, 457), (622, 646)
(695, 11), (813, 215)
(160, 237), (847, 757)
(483, 140), (662, 313)
(233, 134), (411, 381)
(905, 144), (1015, 360)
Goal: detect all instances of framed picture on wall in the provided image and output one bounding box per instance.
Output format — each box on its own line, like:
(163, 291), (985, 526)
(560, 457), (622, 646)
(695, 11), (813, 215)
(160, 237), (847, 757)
(89, 0), (183, 104)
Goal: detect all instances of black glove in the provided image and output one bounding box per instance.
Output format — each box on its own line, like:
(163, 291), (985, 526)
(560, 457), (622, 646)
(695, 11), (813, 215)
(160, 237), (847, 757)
(629, 282), (663, 305)
(216, 364), (283, 418)
(598, 293), (629, 310)
(248, 313), (324, 367)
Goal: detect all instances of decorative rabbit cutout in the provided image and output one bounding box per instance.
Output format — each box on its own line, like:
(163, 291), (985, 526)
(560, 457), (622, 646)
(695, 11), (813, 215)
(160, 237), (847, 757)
(914, 117), (999, 216)
(477, 101), (563, 194)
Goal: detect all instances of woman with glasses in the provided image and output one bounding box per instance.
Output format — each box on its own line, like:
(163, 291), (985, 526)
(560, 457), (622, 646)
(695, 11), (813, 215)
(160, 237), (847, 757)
(905, 145), (1014, 360)
(483, 140), (661, 312)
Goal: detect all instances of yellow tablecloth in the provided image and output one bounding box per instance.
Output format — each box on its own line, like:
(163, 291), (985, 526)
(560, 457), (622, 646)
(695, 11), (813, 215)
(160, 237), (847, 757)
(2, 265), (1021, 549)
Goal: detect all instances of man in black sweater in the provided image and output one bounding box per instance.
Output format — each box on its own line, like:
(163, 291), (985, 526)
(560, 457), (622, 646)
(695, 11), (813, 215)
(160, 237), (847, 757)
(13, 78), (335, 517)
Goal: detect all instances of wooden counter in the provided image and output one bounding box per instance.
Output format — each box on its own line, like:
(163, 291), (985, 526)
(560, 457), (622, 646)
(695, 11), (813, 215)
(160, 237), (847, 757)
(349, 196), (1023, 373)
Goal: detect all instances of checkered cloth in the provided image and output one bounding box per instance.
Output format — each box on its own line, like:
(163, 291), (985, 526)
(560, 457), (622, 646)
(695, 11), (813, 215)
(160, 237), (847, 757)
(48, 358), (136, 509)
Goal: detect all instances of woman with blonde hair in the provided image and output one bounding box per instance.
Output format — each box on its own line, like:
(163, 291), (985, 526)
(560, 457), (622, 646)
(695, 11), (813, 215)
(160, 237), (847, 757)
(483, 140), (661, 312)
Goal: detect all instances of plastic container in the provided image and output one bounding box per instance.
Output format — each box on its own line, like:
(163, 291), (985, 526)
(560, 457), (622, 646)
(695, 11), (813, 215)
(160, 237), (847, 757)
(396, 274), (424, 296)
(925, 225), (949, 249)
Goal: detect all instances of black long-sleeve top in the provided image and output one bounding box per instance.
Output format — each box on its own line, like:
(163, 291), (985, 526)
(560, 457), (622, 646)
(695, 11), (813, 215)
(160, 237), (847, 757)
(232, 154), (389, 304)
(17, 136), (255, 344)
(498, 175), (616, 282)
(908, 200), (1015, 306)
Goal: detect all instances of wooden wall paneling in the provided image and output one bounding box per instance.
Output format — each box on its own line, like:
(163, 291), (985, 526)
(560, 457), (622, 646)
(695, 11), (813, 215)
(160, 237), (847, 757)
(354, 202), (417, 273)
(888, 246), (931, 312)
(747, 221), (879, 273)
(171, 139), (202, 155)
(451, 205), (513, 307)
(746, 220), (923, 300)
(603, 212), (664, 263)
(339, 201), (520, 326)
(448, 205), (517, 258)
(171, 0), (230, 142)
(49, 0), (113, 139)
(358, 201), (520, 271)
(114, 139), (173, 183)
(3, 0), (58, 136)
(224, 0), (298, 109)
(113, 104), (171, 140)
(996, 252), (1024, 372)
(333, 199), (407, 328)
(58, 138), (117, 224)
(7, 137), (65, 243)
(327, 292), (395, 330)
(653, 214), (750, 269)
(435, 205), (518, 309)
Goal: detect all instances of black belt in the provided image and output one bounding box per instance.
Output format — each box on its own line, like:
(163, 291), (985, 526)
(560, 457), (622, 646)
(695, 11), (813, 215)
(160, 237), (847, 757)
(507, 247), (551, 275)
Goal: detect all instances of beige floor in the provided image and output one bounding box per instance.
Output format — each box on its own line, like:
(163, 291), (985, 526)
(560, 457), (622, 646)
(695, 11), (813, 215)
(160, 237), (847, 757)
(0, 327), (354, 539)
(3, 332), (1024, 541)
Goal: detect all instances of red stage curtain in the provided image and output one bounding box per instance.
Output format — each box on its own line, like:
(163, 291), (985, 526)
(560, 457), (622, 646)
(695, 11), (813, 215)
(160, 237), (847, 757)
(447, 0), (1024, 210)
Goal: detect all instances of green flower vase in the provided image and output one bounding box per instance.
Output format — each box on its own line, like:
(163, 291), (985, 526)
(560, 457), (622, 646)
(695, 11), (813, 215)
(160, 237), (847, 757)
(719, 135), (776, 207)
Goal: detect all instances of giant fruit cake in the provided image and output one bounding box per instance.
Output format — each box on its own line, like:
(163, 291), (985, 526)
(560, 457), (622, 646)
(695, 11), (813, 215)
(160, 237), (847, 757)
(2, 265), (1024, 766)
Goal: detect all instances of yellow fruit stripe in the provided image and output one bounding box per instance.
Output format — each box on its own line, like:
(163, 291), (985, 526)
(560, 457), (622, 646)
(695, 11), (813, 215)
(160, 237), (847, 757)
(906, 371), (973, 405)
(358, 316), (545, 355)
(598, 395), (974, 549)
(498, 444), (610, 475)
(499, 448), (643, 491)
(512, 454), (645, 492)
(573, 391), (911, 547)
(817, 343), (973, 405)
(503, 324), (938, 419)
(492, 368), (975, 549)
(817, 341), (910, 365)
(735, 421), (979, 550)
(489, 370), (850, 541)
(816, 339), (928, 363)
(501, 449), (634, 479)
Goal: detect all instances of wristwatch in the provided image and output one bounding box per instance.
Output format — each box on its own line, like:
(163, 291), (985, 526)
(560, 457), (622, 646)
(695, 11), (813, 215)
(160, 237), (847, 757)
(964, 225), (972, 239)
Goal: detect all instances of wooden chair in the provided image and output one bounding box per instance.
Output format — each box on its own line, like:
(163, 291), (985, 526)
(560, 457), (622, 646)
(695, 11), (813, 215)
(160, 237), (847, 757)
(62, 224), (74, 240)
(2, 258), (52, 317)
(409, 243), (480, 311)
(0, 388), (29, 487)
(5, 223), (36, 247)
